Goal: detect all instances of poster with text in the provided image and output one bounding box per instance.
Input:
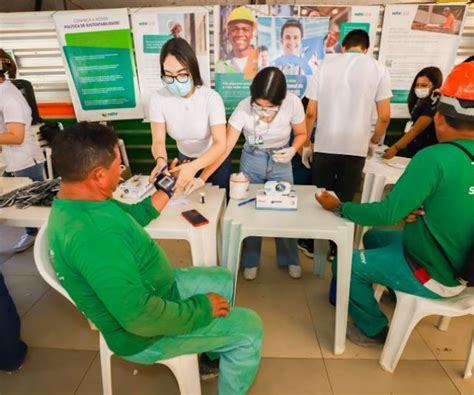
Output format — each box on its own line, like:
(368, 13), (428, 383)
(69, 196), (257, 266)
(213, 5), (297, 115)
(257, 16), (329, 98)
(378, 3), (467, 118)
(54, 9), (143, 121)
(299, 6), (381, 57)
(131, 7), (211, 120)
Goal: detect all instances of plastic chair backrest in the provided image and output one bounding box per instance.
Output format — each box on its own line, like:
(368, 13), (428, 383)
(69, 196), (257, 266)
(33, 225), (75, 305)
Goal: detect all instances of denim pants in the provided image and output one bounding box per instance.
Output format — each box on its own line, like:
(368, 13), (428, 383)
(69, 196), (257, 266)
(178, 152), (232, 195)
(4, 161), (45, 236)
(239, 144), (300, 268)
(333, 229), (441, 337)
(124, 267), (263, 395)
(0, 271), (28, 371)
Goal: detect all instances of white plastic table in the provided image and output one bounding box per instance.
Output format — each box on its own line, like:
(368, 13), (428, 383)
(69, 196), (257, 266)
(0, 177), (226, 267)
(354, 156), (411, 248)
(221, 184), (354, 355)
(0, 177), (32, 195)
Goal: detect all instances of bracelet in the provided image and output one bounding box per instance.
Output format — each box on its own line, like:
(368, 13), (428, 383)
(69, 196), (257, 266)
(154, 156), (166, 163)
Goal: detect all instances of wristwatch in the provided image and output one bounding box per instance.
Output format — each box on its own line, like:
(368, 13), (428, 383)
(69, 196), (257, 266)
(153, 172), (176, 198)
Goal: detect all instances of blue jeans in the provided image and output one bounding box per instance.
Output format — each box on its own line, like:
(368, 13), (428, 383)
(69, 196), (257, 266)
(239, 144), (300, 268)
(178, 153), (232, 195)
(0, 271), (27, 371)
(4, 161), (45, 236)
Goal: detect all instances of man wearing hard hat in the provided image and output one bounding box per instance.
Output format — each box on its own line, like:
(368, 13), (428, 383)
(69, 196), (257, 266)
(316, 61), (474, 346)
(216, 6), (258, 79)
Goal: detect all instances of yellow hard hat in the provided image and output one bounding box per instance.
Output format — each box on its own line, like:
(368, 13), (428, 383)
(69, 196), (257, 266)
(226, 6), (256, 28)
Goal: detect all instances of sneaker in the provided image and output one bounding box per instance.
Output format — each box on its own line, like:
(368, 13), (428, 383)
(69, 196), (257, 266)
(346, 322), (388, 347)
(288, 265), (302, 279)
(1, 342), (28, 374)
(199, 354), (219, 380)
(297, 239), (314, 258)
(13, 234), (36, 253)
(243, 267), (258, 281)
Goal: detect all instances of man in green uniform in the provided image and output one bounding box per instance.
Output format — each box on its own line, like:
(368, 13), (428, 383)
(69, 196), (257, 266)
(316, 62), (474, 345)
(47, 122), (262, 394)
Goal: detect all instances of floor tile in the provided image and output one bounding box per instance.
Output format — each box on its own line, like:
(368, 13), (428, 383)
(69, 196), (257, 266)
(21, 290), (99, 351)
(156, 239), (192, 268)
(2, 247), (39, 276)
(236, 281), (321, 358)
(326, 359), (459, 394)
(247, 358), (332, 395)
(0, 347), (96, 395)
(3, 274), (50, 316)
(440, 360), (474, 395)
(417, 315), (474, 360)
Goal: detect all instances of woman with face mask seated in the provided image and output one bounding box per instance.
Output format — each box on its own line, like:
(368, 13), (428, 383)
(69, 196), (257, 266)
(202, 67), (307, 280)
(383, 67), (443, 159)
(149, 38), (228, 195)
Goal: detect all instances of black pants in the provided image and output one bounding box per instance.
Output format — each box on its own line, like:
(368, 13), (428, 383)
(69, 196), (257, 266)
(0, 271), (27, 371)
(311, 152), (366, 202)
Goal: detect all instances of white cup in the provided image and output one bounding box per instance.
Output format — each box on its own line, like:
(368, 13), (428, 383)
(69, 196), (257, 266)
(229, 173), (249, 200)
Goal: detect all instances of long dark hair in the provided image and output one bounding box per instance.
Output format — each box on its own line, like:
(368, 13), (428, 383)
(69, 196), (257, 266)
(250, 67), (287, 106)
(160, 38), (203, 86)
(407, 67), (443, 113)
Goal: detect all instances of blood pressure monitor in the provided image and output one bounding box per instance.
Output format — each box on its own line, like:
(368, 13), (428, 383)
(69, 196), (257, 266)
(154, 172), (176, 198)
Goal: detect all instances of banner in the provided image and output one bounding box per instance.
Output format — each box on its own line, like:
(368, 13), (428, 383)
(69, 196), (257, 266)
(54, 9), (143, 121)
(299, 6), (381, 57)
(378, 3), (468, 117)
(213, 5), (297, 115)
(131, 7), (211, 120)
(257, 16), (329, 98)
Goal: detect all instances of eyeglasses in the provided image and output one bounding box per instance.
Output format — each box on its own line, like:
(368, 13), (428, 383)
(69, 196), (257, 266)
(161, 74), (190, 84)
(251, 103), (280, 116)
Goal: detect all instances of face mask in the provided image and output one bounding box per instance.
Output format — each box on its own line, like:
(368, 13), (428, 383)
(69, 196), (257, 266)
(166, 79), (193, 97)
(415, 88), (430, 99)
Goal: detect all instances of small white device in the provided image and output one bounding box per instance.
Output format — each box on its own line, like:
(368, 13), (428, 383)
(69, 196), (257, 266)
(256, 181), (297, 210)
(117, 175), (154, 199)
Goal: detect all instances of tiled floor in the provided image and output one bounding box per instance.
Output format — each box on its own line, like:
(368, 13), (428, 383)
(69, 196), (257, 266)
(1, 225), (473, 395)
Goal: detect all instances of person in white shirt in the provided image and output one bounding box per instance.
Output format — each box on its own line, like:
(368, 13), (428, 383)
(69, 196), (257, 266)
(203, 67), (307, 280)
(0, 52), (45, 253)
(149, 38), (228, 195)
(298, 29), (392, 263)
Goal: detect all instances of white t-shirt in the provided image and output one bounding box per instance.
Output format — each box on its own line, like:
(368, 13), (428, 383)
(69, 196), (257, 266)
(148, 86), (226, 158)
(305, 53), (392, 157)
(0, 80), (45, 172)
(228, 93), (305, 149)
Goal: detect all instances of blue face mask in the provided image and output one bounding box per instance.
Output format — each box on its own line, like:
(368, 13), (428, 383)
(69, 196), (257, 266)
(166, 79), (193, 97)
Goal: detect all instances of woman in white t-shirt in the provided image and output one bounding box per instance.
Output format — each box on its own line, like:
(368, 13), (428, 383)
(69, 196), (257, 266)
(0, 56), (45, 253)
(203, 67), (307, 280)
(149, 38), (228, 195)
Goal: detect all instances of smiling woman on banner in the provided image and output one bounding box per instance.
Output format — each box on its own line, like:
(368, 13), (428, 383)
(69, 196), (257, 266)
(148, 38), (229, 195)
(202, 67), (307, 280)
(384, 67), (443, 159)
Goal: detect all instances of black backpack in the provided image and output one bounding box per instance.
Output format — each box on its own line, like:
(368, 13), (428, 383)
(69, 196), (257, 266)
(422, 141), (474, 286)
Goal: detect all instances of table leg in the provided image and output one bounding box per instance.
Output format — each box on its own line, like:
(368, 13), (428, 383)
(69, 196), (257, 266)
(226, 221), (242, 306)
(188, 230), (206, 267)
(334, 224), (354, 355)
(313, 239), (328, 277)
(354, 173), (375, 249)
(221, 218), (232, 269)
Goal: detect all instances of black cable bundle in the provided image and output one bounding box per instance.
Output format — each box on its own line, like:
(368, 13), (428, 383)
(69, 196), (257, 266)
(0, 179), (60, 209)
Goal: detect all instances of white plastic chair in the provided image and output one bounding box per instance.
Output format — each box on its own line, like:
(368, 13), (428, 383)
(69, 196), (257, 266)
(380, 289), (474, 378)
(33, 225), (202, 395)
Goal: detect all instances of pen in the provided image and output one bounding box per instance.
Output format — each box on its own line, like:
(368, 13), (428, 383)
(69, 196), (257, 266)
(238, 197), (256, 207)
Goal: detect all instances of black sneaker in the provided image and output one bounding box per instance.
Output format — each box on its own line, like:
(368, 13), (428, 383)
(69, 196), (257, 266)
(199, 354), (219, 380)
(1, 341), (28, 374)
(346, 323), (388, 347)
(297, 239), (314, 258)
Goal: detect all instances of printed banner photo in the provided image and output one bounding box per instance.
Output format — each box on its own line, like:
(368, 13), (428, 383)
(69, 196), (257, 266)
(54, 9), (143, 121)
(213, 5), (297, 114)
(131, 7), (211, 120)
(257, 16), (329, 98)
(299, 5), (381, 57)
(378, 3), (468, 118)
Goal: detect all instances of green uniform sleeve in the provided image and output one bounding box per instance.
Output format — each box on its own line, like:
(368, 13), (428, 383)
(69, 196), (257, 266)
(113, 196), (160, 227)
(72, 232), (213, 337)
(342, 151), (442, 226)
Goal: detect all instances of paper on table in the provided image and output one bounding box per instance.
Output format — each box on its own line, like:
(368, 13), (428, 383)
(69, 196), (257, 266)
(382, 157), (409, 169)
(168, 196), (190, 206)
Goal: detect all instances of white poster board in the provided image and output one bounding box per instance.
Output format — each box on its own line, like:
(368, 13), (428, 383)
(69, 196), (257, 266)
(131, 7), (211, 121)
(54, 9), (143, 121)
(378, 3), (468, 118)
